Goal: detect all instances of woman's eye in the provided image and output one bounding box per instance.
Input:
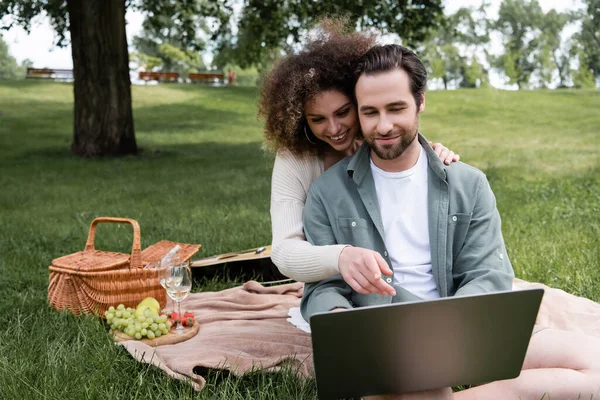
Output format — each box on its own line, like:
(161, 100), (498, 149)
(311, 118), (324, 123)
(337, 108), (350, 117)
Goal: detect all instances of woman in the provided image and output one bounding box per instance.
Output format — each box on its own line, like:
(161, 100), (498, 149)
(260, 20), (600, 399)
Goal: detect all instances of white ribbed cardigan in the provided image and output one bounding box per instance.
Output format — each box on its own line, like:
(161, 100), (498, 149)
(270, 151), (347, 282)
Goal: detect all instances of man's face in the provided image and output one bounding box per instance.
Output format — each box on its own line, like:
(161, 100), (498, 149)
(355, 68), (425, 161)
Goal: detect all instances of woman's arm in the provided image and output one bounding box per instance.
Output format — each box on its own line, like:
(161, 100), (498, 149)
(270, 152), (347, 282)
(270, 142), (460, 284)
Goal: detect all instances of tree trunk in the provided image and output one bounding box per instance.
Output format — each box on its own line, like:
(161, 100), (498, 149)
(68, 0), (137, 156)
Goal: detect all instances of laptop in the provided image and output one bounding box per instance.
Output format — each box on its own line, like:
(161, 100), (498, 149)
(309, 288), (544, 399)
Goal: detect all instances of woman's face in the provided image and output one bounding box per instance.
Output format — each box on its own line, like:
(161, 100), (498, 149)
(304, 90), (359, 154)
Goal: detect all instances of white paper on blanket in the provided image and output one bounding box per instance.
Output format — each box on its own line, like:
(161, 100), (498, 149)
(288, 307), (311, 333)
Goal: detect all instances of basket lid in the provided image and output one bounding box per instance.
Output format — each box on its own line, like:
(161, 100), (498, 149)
(52, 250), (130, 272)
(140, 240), (202, 266)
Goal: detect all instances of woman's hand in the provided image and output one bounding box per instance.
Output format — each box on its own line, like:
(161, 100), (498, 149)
(338, 246), (396, 296)
(429, 141), (460, 165)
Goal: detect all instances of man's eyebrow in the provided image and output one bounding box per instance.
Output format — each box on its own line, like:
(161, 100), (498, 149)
(359, 101), (409, 112)
(387, 101), (409, 107)
(307, 102), (352, 117)
(359, 105), (377, 112)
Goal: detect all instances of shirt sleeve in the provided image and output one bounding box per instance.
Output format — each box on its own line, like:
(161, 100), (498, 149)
(453, 175), (515, 297)
(270, 152), (346, 282)
(300, 186), (353, 320)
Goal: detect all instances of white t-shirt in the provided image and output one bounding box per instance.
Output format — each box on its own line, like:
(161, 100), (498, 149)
(370, 146), (440, 300)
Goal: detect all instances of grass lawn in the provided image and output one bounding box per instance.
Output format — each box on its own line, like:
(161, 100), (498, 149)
(0, 80), (598, 399)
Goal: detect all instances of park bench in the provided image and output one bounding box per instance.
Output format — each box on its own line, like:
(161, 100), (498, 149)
(188, 72), (225, 84)
(26, 68), (73, 81)
(139, 71), (180, 83)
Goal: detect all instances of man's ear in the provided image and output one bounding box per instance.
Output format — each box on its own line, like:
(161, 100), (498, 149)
(418, 93), (426, 113)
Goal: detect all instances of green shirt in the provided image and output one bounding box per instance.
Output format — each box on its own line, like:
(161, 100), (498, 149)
(301, 134), (514, 320)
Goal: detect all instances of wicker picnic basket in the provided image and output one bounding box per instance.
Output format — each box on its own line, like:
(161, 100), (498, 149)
(48, 217), (201, 316)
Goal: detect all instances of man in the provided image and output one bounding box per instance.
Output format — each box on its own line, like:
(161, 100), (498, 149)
(301, 44), (514, 320)
(301, 44), (600, 400)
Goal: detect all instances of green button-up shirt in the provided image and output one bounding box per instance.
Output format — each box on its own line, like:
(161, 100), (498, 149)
(300, 134), (514, 320)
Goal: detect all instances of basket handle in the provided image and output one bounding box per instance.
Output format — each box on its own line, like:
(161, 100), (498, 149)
(84, 217), (142, 269)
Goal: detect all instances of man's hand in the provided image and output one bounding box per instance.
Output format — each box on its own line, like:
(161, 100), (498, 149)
(338, 246), (396, 296)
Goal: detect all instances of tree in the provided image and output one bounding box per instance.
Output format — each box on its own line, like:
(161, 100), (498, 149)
(535, 9), (568, 88)
(422, 43), (464, 89)
(462, 57), (488, 88)
(68, 0), (137, 156)
(492, 0), (544, 89)
(573, 52), (597, 88)
(419, 6), (490, 89)
(132, 12), (207, 76)
(218, 0), (445, 69)
(0, 0), (231, 156)
(0, 35), (24, 79)
(573, 0), (600, 82)
(570, 34), (597, 88)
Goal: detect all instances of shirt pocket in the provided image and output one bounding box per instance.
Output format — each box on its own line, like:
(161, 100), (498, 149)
(337, 217), (374, 249)
(448, 212), (472, 260)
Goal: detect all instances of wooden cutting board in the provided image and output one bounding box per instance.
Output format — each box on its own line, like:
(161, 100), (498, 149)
(112, 319), (200, 346)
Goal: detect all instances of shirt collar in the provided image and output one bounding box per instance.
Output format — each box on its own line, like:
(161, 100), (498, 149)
(346, 133), (448, 184)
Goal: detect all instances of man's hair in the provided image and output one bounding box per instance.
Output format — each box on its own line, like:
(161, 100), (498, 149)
(354, 44), (427, 109)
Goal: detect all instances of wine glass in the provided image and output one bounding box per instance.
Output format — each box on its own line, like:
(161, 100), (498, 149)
(158, 264), (176, 314)
(159, 250), (183, 314)
(165, 264), (192, 334)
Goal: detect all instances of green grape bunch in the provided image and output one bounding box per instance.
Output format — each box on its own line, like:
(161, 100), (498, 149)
(104, 303), (171, 340)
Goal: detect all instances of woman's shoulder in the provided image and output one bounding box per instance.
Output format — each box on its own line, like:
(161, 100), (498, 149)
(272, 150), (324, 193)
(275, 150), (323, 174)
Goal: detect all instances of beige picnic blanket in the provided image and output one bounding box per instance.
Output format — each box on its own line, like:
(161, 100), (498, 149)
(513, 278), (600, 337)
(119, 278), (600, 390)
(119, 280), (311, 390)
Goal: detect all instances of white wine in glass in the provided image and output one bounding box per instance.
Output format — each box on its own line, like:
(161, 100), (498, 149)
(165, 265), (192, 333)
(158, 266), (177, 313)
(159, 250), (184, 313)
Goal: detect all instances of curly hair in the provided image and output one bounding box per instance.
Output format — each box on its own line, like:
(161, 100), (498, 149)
(258, 18), (376, 156)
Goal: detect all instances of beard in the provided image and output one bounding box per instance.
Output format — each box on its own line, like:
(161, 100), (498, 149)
(365, 124), (419, 161)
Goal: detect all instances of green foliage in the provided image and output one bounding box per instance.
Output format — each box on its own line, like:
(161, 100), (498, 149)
(0, 34), (25, 79)
(536, 9), (569, 87)
(1, 0), (231, 51)
(491, 0), (577, 88)
(0, 0), (69, 45)
(451, 4), (492, 52)
(130, 51), (162, 71)
(219, 0), (444, 68)
(462, 57), (488, 88)
(420, 16), (463, 88)
(420, 6), (490, 89)
(131, 7), (214, 76)
(424, 43), (464, 89)
(573, 52), (597, 88)
(573, 0), (600, 80)
(0, 81), (599, 397)
(221, 64), (261, 87)
(493, 0), (545, 89)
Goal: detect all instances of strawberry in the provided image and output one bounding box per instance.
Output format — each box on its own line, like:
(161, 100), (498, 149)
(183, 311), (194, 319)
(183, 317), (194, 327)
(170, 311), (180, 321)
